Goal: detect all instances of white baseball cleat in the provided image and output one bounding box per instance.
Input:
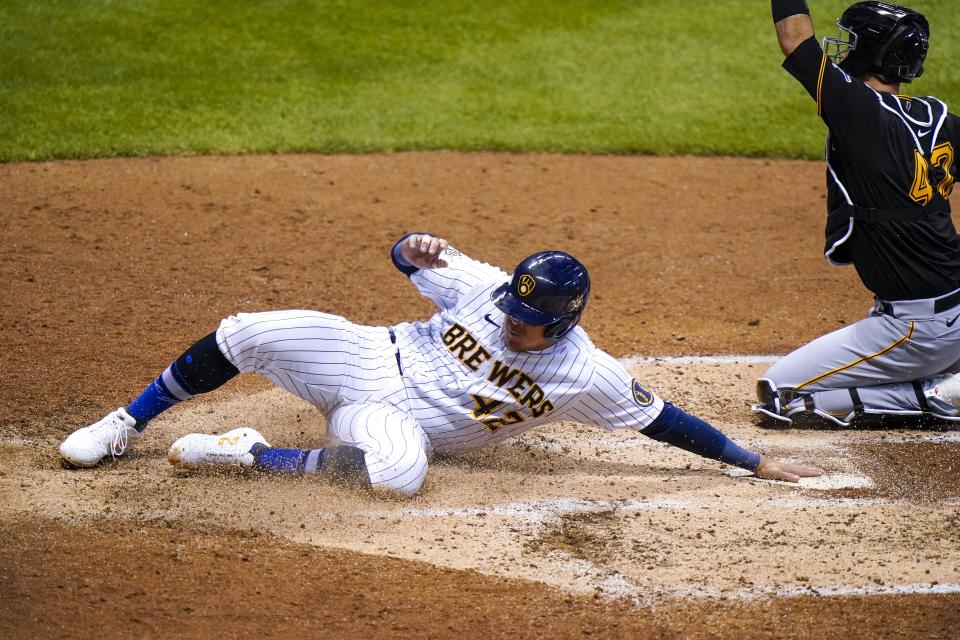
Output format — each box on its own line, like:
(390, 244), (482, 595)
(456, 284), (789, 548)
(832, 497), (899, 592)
(59, 407), (142, 467)
(168, 427), (270, 468)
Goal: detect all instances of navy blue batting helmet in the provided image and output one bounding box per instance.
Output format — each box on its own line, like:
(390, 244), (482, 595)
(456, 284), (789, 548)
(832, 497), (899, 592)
(491, 251), (590, 340)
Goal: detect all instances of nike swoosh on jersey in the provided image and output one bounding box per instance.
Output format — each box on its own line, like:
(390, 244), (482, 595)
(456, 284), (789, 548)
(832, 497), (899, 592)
(918, 130), (930, 138)
(483, 313), (501, 328)
(947, 314), (960, 328)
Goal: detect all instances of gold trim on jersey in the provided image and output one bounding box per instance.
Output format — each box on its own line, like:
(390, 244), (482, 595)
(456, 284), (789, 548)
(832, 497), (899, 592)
(793, 321), (915, 390)
(816, 51), (827, 117)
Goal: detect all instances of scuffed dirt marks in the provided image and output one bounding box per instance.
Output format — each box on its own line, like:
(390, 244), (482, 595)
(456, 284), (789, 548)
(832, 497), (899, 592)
(529, 508), (622, 564)
(839, 440), (960, 503)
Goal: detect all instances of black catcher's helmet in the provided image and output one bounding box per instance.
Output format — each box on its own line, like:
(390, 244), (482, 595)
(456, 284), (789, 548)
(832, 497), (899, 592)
(824, 2), (929, 83)
(491, 251), (590, 340)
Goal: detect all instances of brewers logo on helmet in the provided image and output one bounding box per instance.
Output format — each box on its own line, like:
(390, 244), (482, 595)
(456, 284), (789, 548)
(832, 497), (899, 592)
(491, 251), (591, 340)
(518, 275), (536, 297)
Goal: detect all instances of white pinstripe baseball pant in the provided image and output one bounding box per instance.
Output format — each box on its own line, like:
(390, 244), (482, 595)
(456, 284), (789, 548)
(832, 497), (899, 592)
(216, 310), (430, 497)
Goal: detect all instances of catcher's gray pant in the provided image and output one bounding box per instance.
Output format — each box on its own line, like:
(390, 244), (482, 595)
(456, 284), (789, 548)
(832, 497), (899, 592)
(754, 290), (960, 426)
(216, 310), (430, 497)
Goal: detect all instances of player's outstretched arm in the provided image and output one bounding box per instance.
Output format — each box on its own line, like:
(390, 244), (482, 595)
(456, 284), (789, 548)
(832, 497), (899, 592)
(755, 455), (824, 483)
(398, 233), (449, 270)
(641, 403), (823, 483)
(772, 0), (815, 56)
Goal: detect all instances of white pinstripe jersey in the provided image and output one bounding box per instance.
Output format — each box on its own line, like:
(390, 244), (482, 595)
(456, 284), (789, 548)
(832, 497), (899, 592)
(391, 247), (665, 453)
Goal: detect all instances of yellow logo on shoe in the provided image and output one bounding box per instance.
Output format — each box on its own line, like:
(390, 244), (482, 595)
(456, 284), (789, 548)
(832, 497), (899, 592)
(218, 436), (240, 446)
(518, 274), (536, 297)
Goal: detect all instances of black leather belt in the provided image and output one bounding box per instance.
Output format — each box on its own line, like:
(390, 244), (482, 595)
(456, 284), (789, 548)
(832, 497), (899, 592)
(935, 288), (960, 313)
(388, 328), (403, 375)
(877, 288), (960, 317)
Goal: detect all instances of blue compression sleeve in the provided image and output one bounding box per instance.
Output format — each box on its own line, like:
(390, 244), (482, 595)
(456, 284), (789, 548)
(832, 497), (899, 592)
(641, 403), (761, 471)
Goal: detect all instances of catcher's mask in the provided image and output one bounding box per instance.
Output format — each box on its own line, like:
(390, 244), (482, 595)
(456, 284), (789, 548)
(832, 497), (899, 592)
(491, 251), (590, 341)
(824, 1), (929, 83)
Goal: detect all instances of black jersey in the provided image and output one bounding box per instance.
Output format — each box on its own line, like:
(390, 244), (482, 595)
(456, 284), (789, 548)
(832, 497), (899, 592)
(783, 37), (960, 301)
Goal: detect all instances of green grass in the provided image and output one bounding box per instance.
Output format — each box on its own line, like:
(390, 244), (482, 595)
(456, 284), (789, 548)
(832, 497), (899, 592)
(1, 0), (957, 161)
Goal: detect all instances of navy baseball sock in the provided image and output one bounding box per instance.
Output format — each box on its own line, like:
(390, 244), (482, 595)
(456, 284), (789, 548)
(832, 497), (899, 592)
(251, 445), (327, 475)
(252, 444), (371, 489)
(126, 331), (239, 431)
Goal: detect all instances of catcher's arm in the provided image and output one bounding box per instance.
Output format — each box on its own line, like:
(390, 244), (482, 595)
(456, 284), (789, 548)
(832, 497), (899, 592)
(772, 0), (815, 57)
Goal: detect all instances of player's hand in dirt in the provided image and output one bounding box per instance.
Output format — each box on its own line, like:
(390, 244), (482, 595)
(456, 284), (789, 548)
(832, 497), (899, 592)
(754, 455), (824, 483)
(401, 233), (449, 270)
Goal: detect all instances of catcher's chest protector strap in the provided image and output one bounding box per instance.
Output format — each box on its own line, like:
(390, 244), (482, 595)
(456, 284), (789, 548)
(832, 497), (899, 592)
(823, 201), (949, 263)
(834, 201), (947, 223)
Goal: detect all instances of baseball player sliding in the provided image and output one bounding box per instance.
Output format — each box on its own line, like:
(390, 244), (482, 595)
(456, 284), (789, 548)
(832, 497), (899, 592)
(61, 233), (821, 496)
(757, 1), (960, 427)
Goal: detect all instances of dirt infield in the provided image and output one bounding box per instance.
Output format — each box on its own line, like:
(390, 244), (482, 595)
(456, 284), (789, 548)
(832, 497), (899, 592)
(2, 153), (958, 638)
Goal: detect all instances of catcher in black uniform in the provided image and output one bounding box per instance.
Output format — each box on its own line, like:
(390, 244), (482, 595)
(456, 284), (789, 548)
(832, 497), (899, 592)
(754, 1), (960, 426)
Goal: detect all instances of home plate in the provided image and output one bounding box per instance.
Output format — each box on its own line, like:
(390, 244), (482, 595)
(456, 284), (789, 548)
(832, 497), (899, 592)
(725, 468), (874, 489)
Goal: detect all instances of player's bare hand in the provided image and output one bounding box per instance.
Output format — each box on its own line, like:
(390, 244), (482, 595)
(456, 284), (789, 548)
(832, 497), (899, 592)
(754, 455), (824, 483)
(401, 234), (449, 270)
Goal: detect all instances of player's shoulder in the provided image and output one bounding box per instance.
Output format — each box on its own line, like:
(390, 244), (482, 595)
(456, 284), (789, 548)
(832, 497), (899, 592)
(906, 95), (949, 111)
(548, 327), (598, 377)
(558, 326), (596, 355)
(460, 276), (509, 307)
(938, 100), (959, 126)
(902, 95), (956, 128)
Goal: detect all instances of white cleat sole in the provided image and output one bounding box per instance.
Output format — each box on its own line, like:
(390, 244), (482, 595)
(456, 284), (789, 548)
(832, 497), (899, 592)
(168, 427), (269, 468)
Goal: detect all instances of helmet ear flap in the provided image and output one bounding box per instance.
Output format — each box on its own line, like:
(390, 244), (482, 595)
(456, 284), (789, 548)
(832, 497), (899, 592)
(543, 298), (587, 340)
(878, 22), (928, 81)
(544, 318), (571, 341)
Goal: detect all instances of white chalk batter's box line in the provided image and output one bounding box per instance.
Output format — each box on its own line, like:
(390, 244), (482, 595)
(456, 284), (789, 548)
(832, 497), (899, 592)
(618, 354), (779, 367)
(368, 494), (939, 523)
(641, 577), (960, 604)
(540, 550), (960, 604)
(543, 550), (960, 604)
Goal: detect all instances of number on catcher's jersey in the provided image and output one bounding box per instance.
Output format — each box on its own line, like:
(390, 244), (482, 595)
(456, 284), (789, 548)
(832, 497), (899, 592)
(910, 142), (955, 205)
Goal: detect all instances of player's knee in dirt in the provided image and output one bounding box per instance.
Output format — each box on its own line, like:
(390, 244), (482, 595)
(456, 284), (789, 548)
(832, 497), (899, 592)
(329, 444), (428, 499)
(368, 456), (428, 499)
(375, 475), (425, 499)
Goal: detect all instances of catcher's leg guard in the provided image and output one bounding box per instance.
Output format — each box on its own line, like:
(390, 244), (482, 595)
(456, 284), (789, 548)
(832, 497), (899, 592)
(781, 390), (853, 427)
(751, 378), (793, 426)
